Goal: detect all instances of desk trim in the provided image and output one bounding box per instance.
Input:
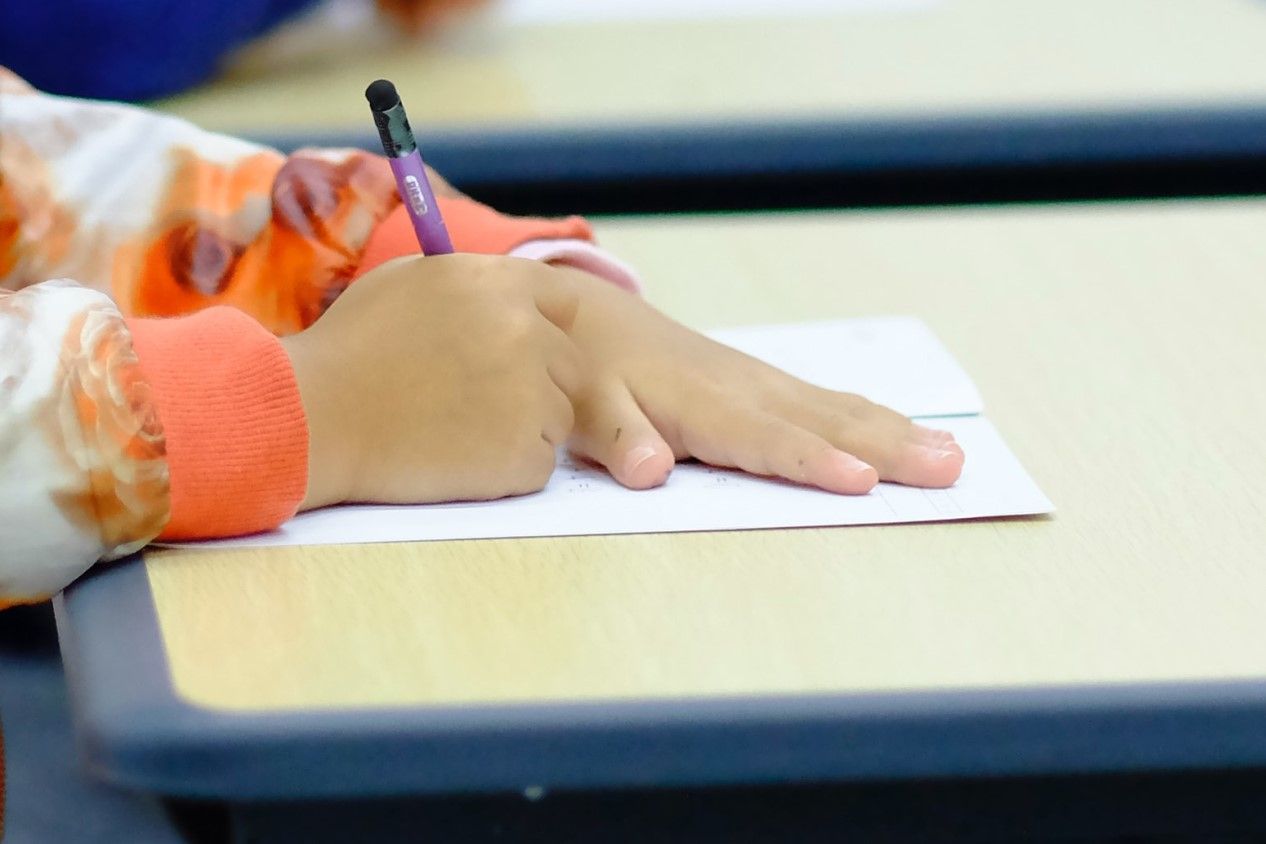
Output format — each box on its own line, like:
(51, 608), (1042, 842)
(56, 555), (1266, 800)
(249, 105), (1266, 189)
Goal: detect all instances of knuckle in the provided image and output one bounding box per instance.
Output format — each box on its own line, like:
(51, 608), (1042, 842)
(463, 253), (507, 280)
(555, 397), (576, 432)
(843, 394), (885, 421)
(483, 307), (539, 354)
(829, 399), (881, 435)
(450, 256), (520, 301)
(496, 305), (540, 343)
(755, 414), (790, 442)
(680, 380), (737, 422)
(518, 444), (558, 490)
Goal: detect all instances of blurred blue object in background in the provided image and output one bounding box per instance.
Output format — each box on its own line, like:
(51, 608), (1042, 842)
(0, 0), (317, 100)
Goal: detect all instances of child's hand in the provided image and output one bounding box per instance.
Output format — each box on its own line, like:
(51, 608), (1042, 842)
(558, 269), (965, 494)
(283, 255), (582, 510)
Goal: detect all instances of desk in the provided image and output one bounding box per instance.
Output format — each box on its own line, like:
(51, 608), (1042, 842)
(0, 607), (184, 843)
(58, 198), (1266, 839)
(150, 0), (1266, 197)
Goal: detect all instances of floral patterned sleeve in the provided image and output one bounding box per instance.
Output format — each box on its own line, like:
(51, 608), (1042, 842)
(0, 65), (401, 604)
(0, 282), (168, 607)
(1, 65), (401, 336)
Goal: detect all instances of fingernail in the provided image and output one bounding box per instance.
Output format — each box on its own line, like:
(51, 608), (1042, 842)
(841, 454), (875, 473)
(625, 445), (658, 476)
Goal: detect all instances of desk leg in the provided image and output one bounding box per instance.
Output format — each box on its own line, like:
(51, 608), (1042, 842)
(222, 769), (1266, 843)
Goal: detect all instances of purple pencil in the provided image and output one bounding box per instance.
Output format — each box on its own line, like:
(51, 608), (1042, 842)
(365, 79), (454, 255)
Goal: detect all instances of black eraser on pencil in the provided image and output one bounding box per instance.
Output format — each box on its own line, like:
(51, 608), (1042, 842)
(365, 79), (400, 112)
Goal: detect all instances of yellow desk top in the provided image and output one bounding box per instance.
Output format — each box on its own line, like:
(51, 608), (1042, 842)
(146, 197), (1266, 713)
(158, 0), (1266, 134)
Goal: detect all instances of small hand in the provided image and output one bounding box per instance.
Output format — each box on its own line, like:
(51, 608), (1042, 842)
(283, 255), (582, 509)
(558, 269), (965, 494)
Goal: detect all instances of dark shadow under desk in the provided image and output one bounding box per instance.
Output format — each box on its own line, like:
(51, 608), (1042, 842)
(0, 605), (185, 844)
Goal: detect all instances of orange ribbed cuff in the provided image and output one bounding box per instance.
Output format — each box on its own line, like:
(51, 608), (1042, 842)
(356, 196), (594, 277)
(127, 308), (308, 540)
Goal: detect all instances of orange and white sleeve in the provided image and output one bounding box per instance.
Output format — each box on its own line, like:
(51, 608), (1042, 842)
(1, 64), (399, 335)
(0, 282), (310, 608)
(2, 65), (637, 340)
(0, 282), (169, 607)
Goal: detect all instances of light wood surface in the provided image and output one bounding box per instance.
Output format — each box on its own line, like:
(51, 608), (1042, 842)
(156, 0), (1266, 134)
(147, 198), (1266, 712)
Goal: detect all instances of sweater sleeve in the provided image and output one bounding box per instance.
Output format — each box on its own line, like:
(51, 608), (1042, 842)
(358, 199), (643, 292)
(1, 65), (398, 336)
(3, 64), (635, 336)
(0, 282), (308, 609)
(0, 282), (169, 607)
(128, 307), (308, 540)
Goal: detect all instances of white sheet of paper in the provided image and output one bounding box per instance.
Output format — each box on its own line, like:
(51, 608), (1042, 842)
(707, 317), (983, 419)
(167, 317), (1049, 551)
(177, 415), (1049, 550)
(497, 0), (942, 26)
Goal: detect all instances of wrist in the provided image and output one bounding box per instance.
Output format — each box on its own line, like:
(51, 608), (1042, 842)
(282, 331), (354, 511)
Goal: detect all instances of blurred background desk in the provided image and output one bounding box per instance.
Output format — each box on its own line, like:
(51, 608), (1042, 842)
(153, 0), (1266, 211)
(57, 196), (1266, 841)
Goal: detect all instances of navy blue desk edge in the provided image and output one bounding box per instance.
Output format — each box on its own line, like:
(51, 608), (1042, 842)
(54, 555), (1266, 802)
(246, 104), (1266, 187)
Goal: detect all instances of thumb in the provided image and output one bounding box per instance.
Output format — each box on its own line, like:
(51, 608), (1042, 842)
(571, 381), (675, 489)
(531, 269), (581, 334)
